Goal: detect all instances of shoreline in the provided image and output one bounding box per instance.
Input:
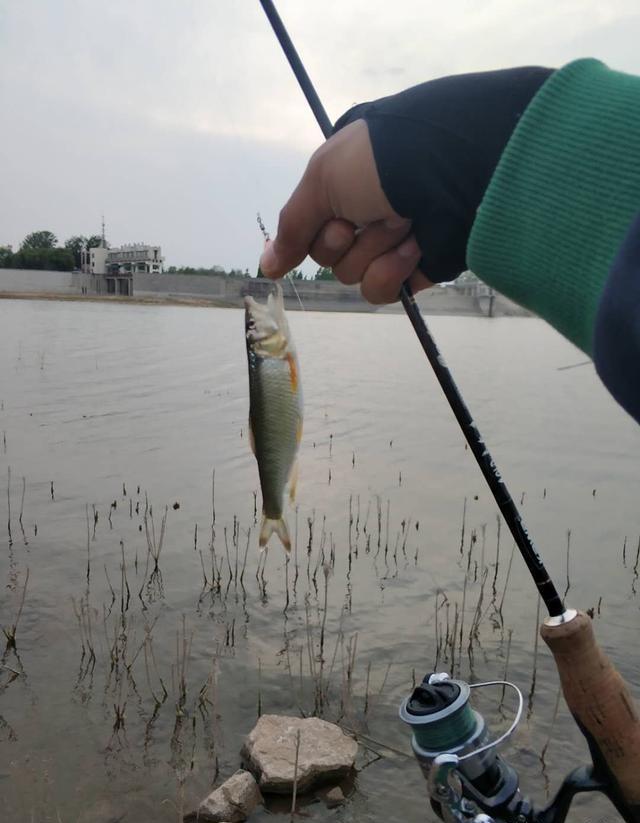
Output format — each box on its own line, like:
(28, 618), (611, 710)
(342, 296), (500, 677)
(0, 290), (528, 317)
(0, 291), (236, 309)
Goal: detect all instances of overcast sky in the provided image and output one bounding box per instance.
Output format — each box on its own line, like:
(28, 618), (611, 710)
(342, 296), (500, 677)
(1, 0), (638, 272)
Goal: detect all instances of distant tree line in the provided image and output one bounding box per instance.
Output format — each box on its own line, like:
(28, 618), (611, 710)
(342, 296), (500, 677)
(165, 265), (334, 280)
(0, 231), (103, 272)
(1, 231), (338, 280)
(164, 265), (254, 277)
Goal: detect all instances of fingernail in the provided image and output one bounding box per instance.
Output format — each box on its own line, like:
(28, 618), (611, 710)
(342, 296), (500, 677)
(260, 241), (278, 275)
(397, 236), (420, 258)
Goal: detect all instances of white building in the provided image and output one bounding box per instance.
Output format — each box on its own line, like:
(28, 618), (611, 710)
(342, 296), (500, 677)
(82, 239), (163, 276)
(88, 243), (108, 275)
(81, 234), (164, 297)
(106, 243), (164, 275)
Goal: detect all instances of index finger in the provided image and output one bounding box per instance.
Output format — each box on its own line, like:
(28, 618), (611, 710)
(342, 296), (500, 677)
(259, 152), (335, 278)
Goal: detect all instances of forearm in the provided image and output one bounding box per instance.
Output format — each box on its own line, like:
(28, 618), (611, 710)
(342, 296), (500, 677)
(467, 59), (640, 358)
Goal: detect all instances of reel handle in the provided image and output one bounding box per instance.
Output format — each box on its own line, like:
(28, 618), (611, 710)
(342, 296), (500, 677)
(541, 610), (640, 817)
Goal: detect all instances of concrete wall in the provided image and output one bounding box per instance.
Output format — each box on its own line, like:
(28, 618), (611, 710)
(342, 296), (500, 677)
(133, 272), (374, 311)
(133, 271), (227, 298)
(0, 268), (80, 294)
(378, 285), (480, 316)
(0, 268), (130, 297)
(0, 267), (530, 318)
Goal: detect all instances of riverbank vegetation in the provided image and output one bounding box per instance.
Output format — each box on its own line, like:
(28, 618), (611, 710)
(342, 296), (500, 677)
(0, 231), (102, 272)
(0, 230), (336, 280)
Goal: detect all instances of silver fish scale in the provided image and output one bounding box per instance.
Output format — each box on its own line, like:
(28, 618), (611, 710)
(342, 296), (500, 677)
(248, 353), (301, 519)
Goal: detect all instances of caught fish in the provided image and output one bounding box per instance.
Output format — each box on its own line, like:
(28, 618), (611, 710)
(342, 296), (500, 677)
(245, 283), (302, 551)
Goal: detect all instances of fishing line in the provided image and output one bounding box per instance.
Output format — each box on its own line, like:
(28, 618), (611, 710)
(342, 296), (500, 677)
(257, 211), (307, 312)
(258, 0), (564, 618)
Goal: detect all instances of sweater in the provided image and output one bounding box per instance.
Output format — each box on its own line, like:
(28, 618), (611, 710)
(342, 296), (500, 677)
(467, 59), (640, 421)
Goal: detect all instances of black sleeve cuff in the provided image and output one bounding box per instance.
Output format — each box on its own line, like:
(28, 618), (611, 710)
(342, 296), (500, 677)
(334, 67), (553, 282)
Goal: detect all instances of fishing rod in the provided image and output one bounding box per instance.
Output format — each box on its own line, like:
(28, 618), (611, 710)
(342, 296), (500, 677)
(258, 1), (640, 820)
(258, 0), (561, 618)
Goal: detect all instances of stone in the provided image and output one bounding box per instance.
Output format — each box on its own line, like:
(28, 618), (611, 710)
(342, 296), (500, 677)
(196, 769), (263, 822)
(318, 785), (345, 808)
(242, 714), (358, 794)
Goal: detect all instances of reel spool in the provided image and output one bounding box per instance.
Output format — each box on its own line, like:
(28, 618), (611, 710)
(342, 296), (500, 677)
(400, 673), (526, 821)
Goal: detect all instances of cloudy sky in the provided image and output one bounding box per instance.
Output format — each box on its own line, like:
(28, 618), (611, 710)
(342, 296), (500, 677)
(1, 0), (638, 272)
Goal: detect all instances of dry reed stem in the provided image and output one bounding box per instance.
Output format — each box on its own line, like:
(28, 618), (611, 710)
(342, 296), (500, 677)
(3, 568), (29, 649)
(290, 729), (301, 821)
(563, 529), (571, 605)
(527, 594), (542, 720)
(6, 466), (12, 546)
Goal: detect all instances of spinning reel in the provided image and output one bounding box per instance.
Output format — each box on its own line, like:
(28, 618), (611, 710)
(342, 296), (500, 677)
(401, 672), (638, 823)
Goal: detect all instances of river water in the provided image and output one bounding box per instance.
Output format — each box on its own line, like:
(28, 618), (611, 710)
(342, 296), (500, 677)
(1, 298), (638, 823)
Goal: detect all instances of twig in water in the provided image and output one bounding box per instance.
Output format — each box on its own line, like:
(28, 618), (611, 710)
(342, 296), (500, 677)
(240, 528), (251, 587)
(319, 564), (330, 664)
(224, 527), (233, 582)
(563, 529), (571, 605)
(85, 504), (91, 584)
(458, 530), (476, 670)
(3, 568), (29, 650)
(18, 476), (27, 545)
(498, 629), (513, 714)
(556, 359), (591, 371)
(459, 497), (467, 556)
(497, 542), (516, 621)
(363, 661), (372, 715)
(290, 729), (301, 821)
(6, 466), (12, 546)
(293, 506), (299, 595)
(527, 594), (542, 720)
(540, 684), (563, 798)
(492, 514), (502, 598)
(211, 469), (216, 538)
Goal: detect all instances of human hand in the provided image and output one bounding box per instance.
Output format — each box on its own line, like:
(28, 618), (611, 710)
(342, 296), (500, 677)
(259, 66), (552, 303)
(259, 119), (430, 304)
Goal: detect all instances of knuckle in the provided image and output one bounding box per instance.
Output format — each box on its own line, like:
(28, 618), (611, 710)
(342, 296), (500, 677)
(333, 259), (362, 286)
(360, 276), (386, 305)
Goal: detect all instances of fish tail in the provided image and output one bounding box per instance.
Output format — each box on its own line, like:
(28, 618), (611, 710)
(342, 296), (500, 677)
(259, 513), (291, 552)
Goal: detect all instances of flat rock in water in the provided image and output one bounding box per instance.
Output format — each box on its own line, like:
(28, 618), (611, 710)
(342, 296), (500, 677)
(195, 769), (263, 822)
(242, 715), (358, 794)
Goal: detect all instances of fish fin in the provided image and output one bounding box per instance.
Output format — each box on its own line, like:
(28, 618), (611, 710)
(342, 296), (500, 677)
(248, 417), (256, 455)
(288, 459), (299, 503)
(259, 514), (291, 553)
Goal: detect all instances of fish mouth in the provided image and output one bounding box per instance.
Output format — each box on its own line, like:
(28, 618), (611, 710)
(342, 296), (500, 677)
(245, 291), (281, 344)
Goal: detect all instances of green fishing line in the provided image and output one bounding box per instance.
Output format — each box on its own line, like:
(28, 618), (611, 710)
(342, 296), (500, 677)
(411, 699), (476, 751)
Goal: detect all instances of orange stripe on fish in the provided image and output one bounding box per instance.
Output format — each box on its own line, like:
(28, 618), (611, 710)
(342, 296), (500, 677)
(286, 352), (298, 392)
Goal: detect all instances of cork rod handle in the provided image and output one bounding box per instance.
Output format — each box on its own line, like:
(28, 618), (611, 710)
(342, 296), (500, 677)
(541, 610), (640, 815)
